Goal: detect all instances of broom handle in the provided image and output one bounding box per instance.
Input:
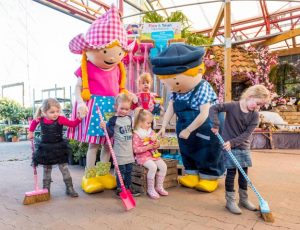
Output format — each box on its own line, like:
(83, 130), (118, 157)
(96, 107), (126, 191)
(216, 133), (265, 203)
(30, 139), (39, 191)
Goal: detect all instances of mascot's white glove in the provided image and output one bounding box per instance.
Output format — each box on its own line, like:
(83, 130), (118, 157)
(131, 93), (138, 104)
(77, 102), (88, 119)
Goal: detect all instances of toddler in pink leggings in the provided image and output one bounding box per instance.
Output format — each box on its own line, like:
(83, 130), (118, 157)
(132, 108), (168, 199)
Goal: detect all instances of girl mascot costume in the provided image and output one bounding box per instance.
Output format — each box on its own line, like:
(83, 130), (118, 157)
(67, 6), (134, 193)
(152, 44), (225, 192)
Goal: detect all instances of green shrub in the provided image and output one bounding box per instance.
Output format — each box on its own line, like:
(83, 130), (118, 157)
(4, 125), (23, 137)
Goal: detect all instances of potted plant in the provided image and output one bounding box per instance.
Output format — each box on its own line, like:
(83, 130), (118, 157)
(0, 98), (24, 125)
(0, 125), (5, 142)
(4, 125), (22, 142)
(69, 140), (88, 166)
(68, 139), (79, 165)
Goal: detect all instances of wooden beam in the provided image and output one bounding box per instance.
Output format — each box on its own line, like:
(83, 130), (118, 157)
(292, 37), (297, 48)
(224, 0), (232, 102)
(272, 47), (300, 57)
(256, 28), (300, 47)
(210, 3), (225, 38)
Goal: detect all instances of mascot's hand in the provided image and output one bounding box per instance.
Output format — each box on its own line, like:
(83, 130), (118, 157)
(179, 128), (191, 139)
(77, 102), (88, 119)
(131, 93), (138, 104)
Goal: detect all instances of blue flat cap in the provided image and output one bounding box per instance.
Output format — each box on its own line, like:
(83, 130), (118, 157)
(151, 44), (205, 75)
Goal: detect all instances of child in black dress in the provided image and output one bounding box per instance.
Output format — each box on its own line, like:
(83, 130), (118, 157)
(28, 98), (82, 197)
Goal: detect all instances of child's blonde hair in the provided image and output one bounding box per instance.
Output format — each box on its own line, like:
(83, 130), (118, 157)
(133, 107), (153, 130)
(138, 72), (153, 85)
(35, 98), (61, 119)
(115, 93), (133, 107)
(241, 85), (271, 102)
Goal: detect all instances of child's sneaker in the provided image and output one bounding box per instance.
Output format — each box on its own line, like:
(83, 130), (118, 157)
(129, 186), (141, 197)
(115, 188), (122, 198)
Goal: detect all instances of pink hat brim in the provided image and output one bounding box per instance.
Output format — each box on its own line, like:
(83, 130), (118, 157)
(69, 34), (136, 54)
(69, 33), (88, 54)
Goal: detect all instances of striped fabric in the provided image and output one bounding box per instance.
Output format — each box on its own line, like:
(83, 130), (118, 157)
(67, 96), (115, 144)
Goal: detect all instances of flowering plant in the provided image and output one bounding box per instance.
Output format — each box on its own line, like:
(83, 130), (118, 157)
(203, 46), (278, 102)
(246, 46), (277, 91)
(271, 96), (287, 107)
(203, 54), (224, 102)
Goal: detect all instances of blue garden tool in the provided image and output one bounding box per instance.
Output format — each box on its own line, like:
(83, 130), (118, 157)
(215, 132), (274, 222)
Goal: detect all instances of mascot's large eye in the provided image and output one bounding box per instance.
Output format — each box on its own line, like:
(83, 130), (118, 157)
(119, 52), (122, 56)
(103, 50), (107, 54)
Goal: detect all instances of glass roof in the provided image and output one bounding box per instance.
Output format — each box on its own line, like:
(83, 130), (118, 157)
(121, 0), (300, 50)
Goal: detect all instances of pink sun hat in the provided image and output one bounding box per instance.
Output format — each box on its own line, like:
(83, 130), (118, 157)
(69, 5), (134, 54)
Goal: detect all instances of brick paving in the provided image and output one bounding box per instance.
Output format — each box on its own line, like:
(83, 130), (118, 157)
(0, 141), (299, 230)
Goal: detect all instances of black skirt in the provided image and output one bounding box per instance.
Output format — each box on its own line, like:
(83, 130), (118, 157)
(33, 139), (71, 166)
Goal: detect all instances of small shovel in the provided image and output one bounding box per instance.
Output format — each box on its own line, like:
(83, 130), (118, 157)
(97, 107), (136, 211)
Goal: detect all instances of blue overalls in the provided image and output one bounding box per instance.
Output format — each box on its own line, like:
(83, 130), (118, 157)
(173, 80), (225, 179)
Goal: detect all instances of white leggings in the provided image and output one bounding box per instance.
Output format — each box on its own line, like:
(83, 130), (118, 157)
(86, 143), (110, 168)
(143, 159), (167, 179)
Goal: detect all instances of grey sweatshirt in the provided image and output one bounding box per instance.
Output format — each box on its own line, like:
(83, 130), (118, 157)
(209, 101), (259, 149)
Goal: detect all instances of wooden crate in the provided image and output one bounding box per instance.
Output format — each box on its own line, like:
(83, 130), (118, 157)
(177, 165), (185, 176)
(131, 159), (178, 194)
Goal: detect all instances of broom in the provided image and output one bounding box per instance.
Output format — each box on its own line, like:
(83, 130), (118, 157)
(23, 139), (50, 205)
(215, 133), (274, 222)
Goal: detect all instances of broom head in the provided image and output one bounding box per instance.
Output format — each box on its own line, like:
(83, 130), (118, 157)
(259, 199), (275, 223)
(261, 212), (275, 223)
(23, 189), (50, 205)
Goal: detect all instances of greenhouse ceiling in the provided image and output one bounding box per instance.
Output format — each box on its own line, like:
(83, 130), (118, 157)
(33, 0), (300, 52)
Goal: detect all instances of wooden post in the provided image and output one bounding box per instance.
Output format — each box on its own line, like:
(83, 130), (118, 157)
(224, 0), (232, 102)
(210, 3), (225, 39)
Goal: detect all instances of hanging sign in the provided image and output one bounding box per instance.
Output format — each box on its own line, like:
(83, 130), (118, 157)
(141, 22), (181, 40)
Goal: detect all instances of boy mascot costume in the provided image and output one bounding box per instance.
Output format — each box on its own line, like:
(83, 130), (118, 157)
(152, 44), (225, 192)
(67, 6), (134, 193)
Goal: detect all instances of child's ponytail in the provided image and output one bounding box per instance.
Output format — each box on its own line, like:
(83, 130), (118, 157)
(35, 107), (42, 119)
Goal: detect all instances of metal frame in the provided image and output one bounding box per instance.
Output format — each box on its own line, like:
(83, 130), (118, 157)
(2, 83), (25, 106)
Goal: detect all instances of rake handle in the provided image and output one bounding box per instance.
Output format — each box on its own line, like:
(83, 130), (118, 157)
(97, 107), (126, 191)
(216, 133), (265, 203)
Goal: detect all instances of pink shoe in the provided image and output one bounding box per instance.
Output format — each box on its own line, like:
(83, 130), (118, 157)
(155, 175), (168, 196)
(147, 178), (160, 199)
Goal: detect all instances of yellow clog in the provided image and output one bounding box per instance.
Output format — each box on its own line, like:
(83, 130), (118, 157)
(195, 179), (218, 192)
(81, 176), (104, 194)
(96, 174), (117, 190)
(178, 174), (200, 188)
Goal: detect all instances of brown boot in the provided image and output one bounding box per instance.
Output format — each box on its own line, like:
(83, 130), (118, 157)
(64, 178), (79, 197)
(43, 179), (51, 194)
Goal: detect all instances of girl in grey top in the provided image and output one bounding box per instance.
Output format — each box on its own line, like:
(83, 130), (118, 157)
(209, 85), (270, 215)
(100, 93), (140, 197)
